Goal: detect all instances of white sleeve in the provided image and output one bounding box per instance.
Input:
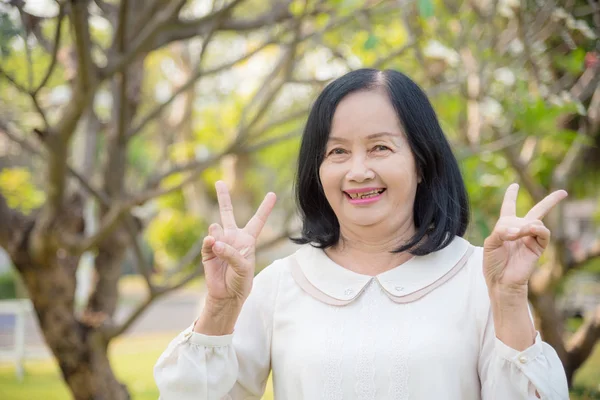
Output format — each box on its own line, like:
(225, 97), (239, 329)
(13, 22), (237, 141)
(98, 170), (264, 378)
(154, 261), (283, 400)
(478, 311), (570, 399)
(471, 249), (569, 399)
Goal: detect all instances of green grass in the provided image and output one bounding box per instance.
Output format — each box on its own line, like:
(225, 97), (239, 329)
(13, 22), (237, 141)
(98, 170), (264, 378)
(0, 332), (598, 399)
(0, 333), (273, 400)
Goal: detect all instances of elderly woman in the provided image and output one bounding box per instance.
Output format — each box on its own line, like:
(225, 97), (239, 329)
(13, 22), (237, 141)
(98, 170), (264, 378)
(154, 69), (569, 399)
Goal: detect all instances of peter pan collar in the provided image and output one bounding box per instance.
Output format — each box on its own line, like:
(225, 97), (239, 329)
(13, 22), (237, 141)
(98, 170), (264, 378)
(290, 236), (473, 306)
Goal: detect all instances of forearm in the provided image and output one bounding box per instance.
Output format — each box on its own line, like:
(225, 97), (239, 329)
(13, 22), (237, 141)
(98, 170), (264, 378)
(489, 285), (536, 351)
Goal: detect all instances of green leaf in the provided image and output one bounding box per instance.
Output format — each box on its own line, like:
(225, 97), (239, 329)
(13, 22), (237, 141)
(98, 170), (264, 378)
(288, 0), (305, 17)
(0, 14), (21, 57)
(418, 0), (434, 19)
(364, 34), (378, 50)
(331, 0), (362, 16)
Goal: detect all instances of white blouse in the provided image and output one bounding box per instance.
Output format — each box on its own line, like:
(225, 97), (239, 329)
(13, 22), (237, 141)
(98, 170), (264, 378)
(154, 236), (569, 400)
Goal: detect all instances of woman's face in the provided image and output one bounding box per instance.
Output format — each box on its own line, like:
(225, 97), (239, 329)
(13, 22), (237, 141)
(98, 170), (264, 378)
(319, 89), (420, 232)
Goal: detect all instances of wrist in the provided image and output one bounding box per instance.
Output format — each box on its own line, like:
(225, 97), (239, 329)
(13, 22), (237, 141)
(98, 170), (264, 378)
(488, 283), (529, 306)
(488, 285), (535, 351)
(193, 297), (243, 336)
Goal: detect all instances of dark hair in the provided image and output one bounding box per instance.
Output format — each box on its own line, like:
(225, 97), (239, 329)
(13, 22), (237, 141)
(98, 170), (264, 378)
(292, 68), (469, 256)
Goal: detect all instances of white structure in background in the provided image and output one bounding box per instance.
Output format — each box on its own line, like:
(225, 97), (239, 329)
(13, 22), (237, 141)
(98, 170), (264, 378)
(0, 299), (32, 380)
(0, 250), (10, 274)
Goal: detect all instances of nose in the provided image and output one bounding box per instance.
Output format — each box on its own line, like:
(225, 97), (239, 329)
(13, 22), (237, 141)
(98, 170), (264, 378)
(346, 154), (375, 182)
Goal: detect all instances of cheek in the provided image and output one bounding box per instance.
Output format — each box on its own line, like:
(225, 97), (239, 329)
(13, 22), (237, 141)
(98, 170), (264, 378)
(319, 163), (343, 191)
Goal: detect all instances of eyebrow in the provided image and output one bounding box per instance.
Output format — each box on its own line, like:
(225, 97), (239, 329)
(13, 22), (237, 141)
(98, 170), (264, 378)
(327, 131), (401, 142)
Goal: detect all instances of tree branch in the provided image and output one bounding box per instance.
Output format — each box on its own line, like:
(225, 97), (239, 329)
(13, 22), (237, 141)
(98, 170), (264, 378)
(239, 32), (301, 138)
(140, 147), (236, 199)
(101, 0), (187, 79)
(567, 238), (600, 270)
(372, 41), (417, 69)
(567, 305), (600, 373)
(61, 200), (127, 254)
(69, 0), (96, 97)
(106, 240), (207, 340)
(571, 64), (600, 102)
(163, 238), (206, 281)
(128, 0), (164, 37)
(106, 222), (294, 340)
(10, 2), (53, 51)
(151, 0), (287, 51)
(552, 121), (590, 190)
(0, 119), (109, 207)
(104, 295), (154, 340)
(128, 16), (268, 138)
(113, 0), (129, 54)
(493, 127), (547, 203)
(456, 133), (527, 160)
(93, 0), (117, 15)
(0, 67), (29, 94)
(57, 133), (246, 256)
(124, 215), (155, 293)
(258, 109), (308, 134)
(242, 129), (302, 154)
(40, 0), (98, 222)
(0, 191), (29, 258)
(61, 125), (277, 255)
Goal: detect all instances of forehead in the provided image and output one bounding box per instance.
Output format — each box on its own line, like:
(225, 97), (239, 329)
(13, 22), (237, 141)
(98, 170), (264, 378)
(330, 89), (403, 138)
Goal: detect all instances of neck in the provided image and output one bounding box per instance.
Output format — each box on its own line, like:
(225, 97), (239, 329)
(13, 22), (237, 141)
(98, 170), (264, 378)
(326, 219), (416, 276)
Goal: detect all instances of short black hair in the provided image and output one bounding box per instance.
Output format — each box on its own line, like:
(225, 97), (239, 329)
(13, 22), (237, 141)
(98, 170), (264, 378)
(292, 68), (469, 256)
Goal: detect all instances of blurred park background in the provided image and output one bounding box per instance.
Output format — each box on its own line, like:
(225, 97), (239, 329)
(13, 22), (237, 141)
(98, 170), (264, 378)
(0, 0), (599, 398)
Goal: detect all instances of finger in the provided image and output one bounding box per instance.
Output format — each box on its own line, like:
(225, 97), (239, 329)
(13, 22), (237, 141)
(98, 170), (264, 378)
(244, 192), (277, 238)
(531, 224), (551, 249)
(499, 220), (544, 242)
(201, 236), (217, 262)
(212, 241), (251, 274)
(208, 223), (224, 241)
(215, 181), (238, 230)
(499, 183), (519, 218)
(525, 190), (568, 220)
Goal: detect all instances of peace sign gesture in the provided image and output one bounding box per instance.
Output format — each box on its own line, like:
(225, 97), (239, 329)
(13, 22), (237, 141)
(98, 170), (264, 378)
(201, 181), (277, 306)
(483, 183), (568, 290)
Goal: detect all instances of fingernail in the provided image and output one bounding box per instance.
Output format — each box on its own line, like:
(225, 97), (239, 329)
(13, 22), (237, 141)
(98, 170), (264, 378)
(214, 242), (224, 251)
(507, 228), (520, 235)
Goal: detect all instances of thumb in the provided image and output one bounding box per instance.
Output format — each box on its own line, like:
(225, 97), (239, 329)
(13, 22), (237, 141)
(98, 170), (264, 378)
(212, 241), (252, 276)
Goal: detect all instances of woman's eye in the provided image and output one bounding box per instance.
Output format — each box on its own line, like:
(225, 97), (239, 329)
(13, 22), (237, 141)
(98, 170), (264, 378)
(373, 145), (391, 152)
(328, 148), (347, 156)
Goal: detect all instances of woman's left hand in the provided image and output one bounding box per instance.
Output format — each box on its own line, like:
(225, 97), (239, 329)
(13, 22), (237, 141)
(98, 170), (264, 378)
(483, 183), (568, 292)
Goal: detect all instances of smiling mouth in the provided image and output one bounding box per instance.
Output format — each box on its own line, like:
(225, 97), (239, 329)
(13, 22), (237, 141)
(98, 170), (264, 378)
(344, 188), (386, 199)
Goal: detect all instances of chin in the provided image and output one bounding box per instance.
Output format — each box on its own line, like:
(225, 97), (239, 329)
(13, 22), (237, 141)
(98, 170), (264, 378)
(347, 214), (388, 227)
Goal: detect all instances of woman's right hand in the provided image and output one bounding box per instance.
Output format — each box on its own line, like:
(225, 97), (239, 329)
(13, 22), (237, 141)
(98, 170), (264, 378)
(196, 181), (276, 333)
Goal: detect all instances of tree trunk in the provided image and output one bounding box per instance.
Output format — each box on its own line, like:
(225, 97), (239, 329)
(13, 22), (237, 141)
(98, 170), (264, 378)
(12, 228), (130, 399)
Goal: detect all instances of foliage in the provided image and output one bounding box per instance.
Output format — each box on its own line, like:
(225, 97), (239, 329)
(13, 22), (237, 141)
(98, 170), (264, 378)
(0, 168), (45, 214)
(0, 0), (598, 396)
(0, 271), (17, 299)
(0, 12), (21, 57)
(145, 207), (205, 270)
